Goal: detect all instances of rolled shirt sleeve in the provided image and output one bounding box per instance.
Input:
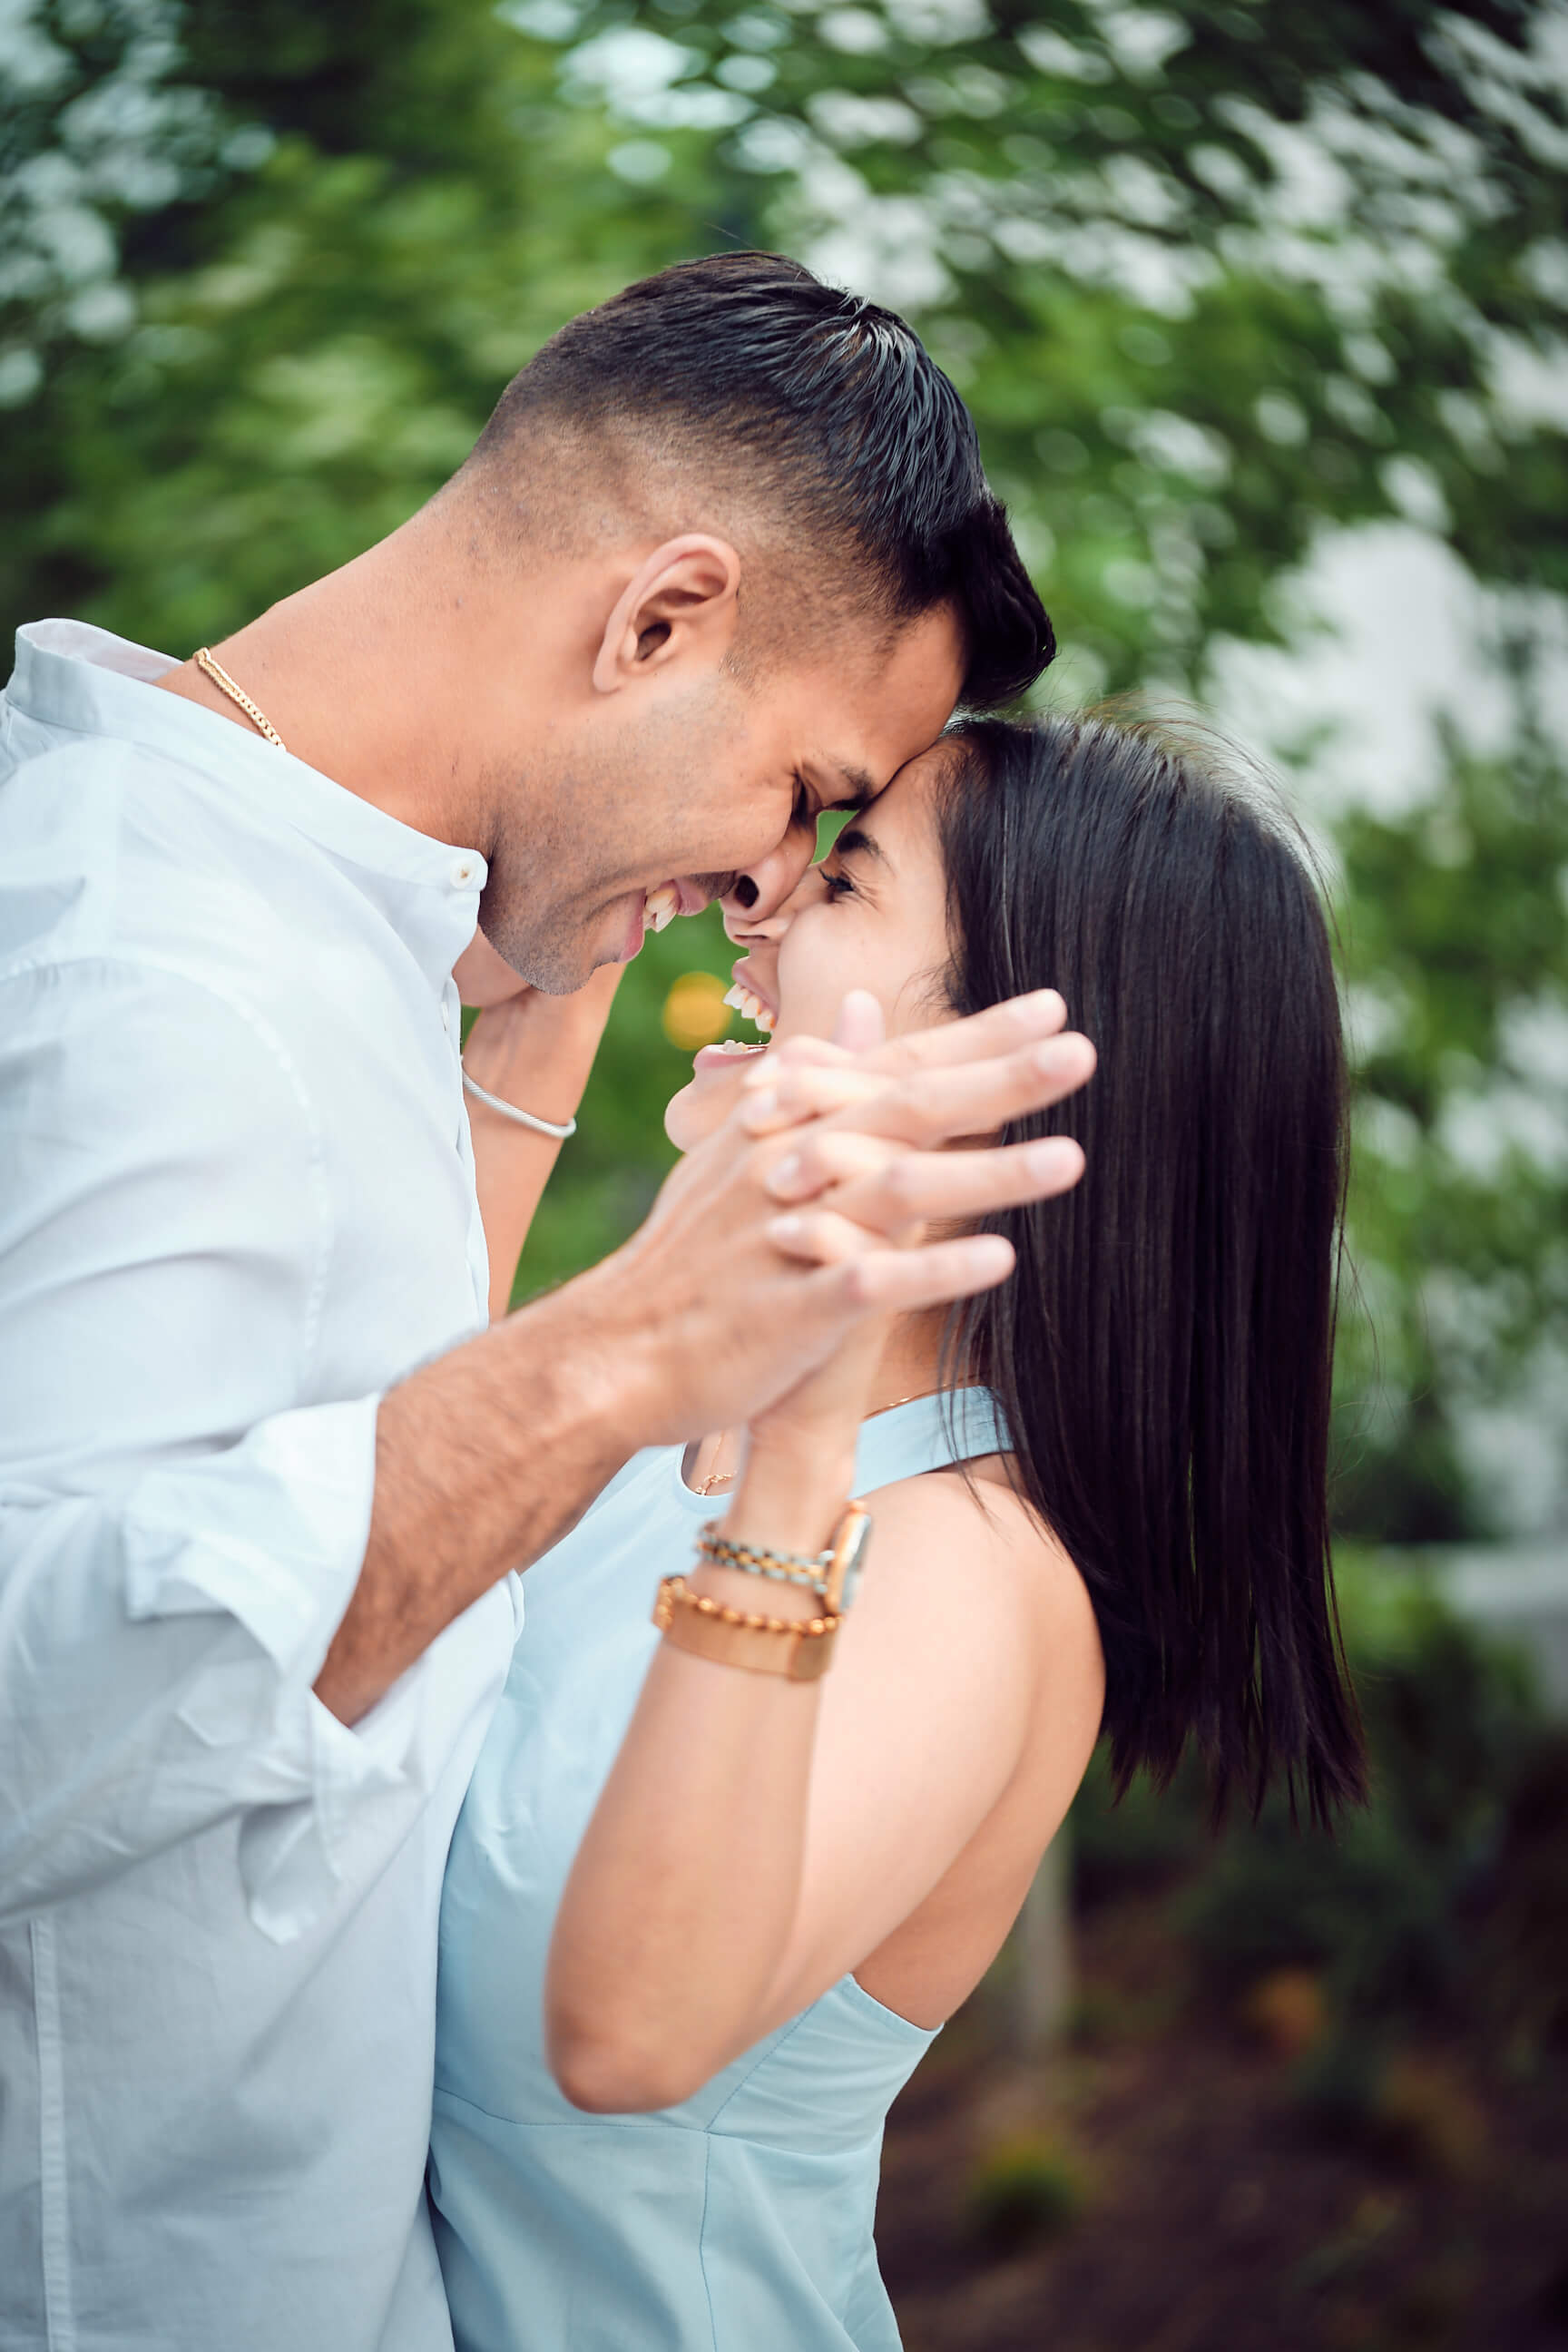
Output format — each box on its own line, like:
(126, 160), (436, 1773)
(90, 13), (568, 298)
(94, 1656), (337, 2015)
(0, 954), (455, 1941)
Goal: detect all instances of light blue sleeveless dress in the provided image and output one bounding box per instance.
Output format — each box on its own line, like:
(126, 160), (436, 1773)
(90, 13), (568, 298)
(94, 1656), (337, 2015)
(429, 1388), (1009, 2352)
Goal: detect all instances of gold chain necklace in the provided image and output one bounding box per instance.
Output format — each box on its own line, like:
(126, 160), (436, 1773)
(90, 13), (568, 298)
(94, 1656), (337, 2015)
(195, 647), (287, 752)
(691, 1391), (936, 1496)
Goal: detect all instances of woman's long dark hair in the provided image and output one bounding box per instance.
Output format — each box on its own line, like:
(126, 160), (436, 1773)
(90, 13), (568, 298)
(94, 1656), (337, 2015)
(936, 714), (1365, 1826)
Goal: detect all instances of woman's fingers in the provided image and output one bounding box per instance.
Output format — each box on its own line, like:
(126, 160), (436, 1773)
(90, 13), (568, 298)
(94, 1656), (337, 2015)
(740, 1028), (1095, 1147)
(829, 987), (887, 1055)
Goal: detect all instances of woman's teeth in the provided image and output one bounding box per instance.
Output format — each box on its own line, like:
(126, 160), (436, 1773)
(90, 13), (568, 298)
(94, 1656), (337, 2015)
(723, 983), (776, 1035)
(643, 884), (680, 935)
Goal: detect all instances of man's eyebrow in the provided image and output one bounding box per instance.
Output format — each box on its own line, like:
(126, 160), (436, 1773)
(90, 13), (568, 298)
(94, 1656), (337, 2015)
(822, 762), (877, 811)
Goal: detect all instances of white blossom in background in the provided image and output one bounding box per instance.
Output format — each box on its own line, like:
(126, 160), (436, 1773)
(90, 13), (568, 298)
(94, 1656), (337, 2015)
(0, 0), (248, 386)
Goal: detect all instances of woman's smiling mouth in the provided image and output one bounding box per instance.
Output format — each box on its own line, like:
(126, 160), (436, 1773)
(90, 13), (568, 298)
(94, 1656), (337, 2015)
(724, 963), (777, 1035)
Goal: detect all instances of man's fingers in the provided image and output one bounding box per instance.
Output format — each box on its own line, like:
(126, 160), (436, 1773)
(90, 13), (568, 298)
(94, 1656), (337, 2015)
(739, 1063), (887, 1136)
(763, 1128), (891, 1200)
(837, 1135), (1086, 1229)
(740, 988), (1070, 1114)
(827, 1232), (1018, 1315)
(742, 1027), (1095, 1145)
(847, 1031), (1098, 1146)
(764, 1126), (1086, 1231)
(774, 1033), (1094, 1152)
(831, 987), (1068, 1078)
(766, 1206), (889, 1264)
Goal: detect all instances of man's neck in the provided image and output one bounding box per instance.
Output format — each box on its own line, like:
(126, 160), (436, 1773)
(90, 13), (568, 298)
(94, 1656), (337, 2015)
(153, 509), (544, 856)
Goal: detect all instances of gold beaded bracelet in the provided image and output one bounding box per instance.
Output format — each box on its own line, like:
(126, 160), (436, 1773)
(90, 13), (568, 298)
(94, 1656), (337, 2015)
(652, 1575), (841, 1683)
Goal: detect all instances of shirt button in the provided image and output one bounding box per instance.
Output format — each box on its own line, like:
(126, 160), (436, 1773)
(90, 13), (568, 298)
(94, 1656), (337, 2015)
(449, 856), (477, 888)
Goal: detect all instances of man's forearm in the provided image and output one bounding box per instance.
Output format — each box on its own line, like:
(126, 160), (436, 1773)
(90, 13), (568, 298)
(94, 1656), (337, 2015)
(315, 1270), (641, 1722)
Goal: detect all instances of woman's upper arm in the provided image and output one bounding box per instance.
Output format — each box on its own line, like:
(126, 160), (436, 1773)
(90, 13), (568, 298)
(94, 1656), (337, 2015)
(756, 1469), (1093, 2025)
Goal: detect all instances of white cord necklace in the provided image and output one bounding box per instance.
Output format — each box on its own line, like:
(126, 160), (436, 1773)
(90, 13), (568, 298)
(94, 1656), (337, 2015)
(460, 1061), (577, 1141)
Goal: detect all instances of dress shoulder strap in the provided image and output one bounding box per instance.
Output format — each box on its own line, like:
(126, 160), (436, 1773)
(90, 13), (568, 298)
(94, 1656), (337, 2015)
(848, 1387), (1011, 1499)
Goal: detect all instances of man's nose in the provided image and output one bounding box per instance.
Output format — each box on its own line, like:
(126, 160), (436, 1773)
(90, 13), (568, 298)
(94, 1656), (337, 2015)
(719, 828), (817, 927)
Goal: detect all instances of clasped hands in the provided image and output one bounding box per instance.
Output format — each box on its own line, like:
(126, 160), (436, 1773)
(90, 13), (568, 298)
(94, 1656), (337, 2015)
(730, 985), (1093, 1279)
(605, 985), (1095, 1455)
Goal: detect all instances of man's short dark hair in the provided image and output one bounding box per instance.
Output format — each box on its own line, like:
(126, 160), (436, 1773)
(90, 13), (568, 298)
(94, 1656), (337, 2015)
(471, 251), (1053, 710)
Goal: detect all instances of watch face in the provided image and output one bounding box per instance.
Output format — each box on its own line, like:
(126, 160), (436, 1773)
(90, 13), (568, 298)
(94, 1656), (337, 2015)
(827, 1506), (872, 1613)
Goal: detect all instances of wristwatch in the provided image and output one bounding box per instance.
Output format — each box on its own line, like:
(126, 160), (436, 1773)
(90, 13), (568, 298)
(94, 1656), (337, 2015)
(698, 1498), (874, 1615)
(820, 1499), (872, 1616)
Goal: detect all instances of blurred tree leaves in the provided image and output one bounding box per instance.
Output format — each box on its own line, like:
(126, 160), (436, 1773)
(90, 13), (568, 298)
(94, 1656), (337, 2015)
(547, 0), (1568, 693)
(1333, 668), (1568, 1539)
(3, 0), (1564, 1531)
(0, 0), (745, 643)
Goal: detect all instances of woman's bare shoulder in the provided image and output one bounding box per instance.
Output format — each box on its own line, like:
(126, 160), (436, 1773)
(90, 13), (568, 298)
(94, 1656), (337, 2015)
(858, 1455), (1101, 1666)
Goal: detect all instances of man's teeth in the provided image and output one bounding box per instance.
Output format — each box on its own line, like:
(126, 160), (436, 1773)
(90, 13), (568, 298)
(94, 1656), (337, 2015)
(722, 983), (775, 1034)
(643, 884), (680, 935)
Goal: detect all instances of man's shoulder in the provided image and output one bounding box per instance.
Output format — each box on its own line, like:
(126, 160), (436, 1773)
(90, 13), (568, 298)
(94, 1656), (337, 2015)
(0, 721), (338, 1005)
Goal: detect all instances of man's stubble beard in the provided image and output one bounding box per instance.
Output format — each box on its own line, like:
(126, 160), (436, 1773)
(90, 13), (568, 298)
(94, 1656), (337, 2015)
(474, 760), (603, 993)
(475, 724), (740, 991)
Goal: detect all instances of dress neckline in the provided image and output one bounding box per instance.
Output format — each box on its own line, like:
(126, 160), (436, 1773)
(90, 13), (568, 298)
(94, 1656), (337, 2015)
(672, 1386), (1005, 1510)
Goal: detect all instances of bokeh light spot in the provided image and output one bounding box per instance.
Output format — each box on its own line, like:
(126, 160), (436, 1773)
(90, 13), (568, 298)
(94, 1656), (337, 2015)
(662, 970), (731, 1049)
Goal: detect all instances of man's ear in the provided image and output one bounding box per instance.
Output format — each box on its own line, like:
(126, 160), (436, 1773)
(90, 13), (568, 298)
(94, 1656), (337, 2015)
(592, 534), (742, 695)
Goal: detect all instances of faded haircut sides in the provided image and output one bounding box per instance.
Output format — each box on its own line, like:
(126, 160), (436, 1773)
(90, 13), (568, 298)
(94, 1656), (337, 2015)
(464, 251), (1054, 711)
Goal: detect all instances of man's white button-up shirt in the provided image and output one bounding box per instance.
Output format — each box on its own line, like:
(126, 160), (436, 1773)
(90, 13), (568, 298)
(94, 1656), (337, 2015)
(0, 622), (519, 2350)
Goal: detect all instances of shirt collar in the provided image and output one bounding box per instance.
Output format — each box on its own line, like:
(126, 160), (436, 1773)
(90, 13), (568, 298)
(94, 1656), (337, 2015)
(8, 620), (488, 992)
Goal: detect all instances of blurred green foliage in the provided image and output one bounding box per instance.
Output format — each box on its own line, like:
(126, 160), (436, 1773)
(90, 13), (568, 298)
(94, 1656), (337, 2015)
(965, 2127), (1085, 2252)
(4, 0), (1565, 1532)
(1073, 1564), (1560, 2063)
(1334, 695), (1568, 1540)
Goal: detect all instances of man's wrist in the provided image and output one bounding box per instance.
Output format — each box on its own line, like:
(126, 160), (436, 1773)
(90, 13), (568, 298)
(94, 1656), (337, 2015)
(514, 1251), (668, 1465)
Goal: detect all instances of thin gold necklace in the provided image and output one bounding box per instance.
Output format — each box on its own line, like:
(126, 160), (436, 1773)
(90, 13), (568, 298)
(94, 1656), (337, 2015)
(691, 1391), (936, 1496)
(195, 647), (287, 751)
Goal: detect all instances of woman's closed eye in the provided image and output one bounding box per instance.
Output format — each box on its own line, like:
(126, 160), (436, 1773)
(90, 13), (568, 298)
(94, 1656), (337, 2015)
(822, 867), (858, 901)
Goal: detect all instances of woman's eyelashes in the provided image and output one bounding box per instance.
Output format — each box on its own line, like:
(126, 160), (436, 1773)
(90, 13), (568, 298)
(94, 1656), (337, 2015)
(822, 867), (858, 901)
